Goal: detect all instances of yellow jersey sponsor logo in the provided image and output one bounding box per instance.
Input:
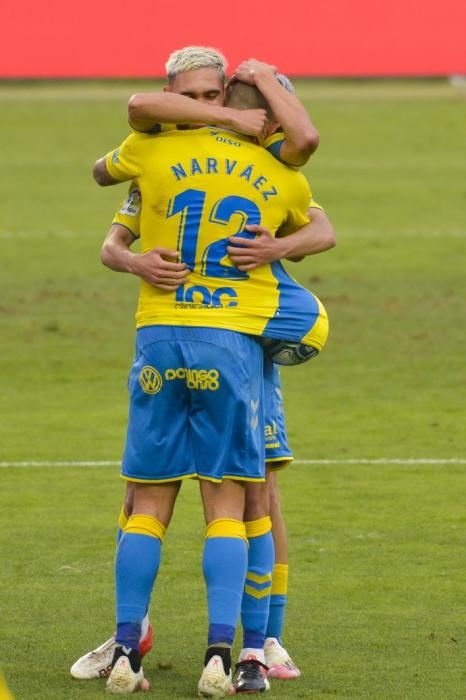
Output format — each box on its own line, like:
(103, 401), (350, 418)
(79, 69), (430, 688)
(139, 366), (163, 395)
(175, 284), (238, 309)
(164, 368), (220, 391)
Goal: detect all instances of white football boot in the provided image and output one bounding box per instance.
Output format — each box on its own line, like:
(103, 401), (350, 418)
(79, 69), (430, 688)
(71, 636), (116, 679)
(106, 653), (149, 694)
(264, 637), (301, 680)
(71, 625), (153, 679)
(198, 655), (233, 698)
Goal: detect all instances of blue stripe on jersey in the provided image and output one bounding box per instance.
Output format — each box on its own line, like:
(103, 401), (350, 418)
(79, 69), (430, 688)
(263, 261), (319, 342)
(265, 139), (285, 162)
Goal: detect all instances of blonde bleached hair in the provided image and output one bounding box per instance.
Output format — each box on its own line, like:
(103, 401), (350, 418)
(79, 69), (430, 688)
(165, 46), (228, 82)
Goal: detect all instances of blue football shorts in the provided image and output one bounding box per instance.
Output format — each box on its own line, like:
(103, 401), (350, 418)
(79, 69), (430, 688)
(121, 326), (265, 483)
(264, 357), (293, 469)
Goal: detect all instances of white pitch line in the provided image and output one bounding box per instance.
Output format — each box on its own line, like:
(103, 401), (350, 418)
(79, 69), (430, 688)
(294, 458), (466, 465)
(0, 460), (119, 468)
(0, 458), (465, 468)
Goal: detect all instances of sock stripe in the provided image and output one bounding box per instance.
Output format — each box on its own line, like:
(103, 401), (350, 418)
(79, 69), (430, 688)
(246, 571), (272, 585)
(205, 518), (247, 542)
(271, 563), (288, 595)
(125, 514), (166, 541)
(245, 516), (272, 539)
(244, 583), (272, 599)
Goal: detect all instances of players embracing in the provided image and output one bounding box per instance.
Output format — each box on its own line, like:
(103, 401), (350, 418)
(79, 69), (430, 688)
(74, 46), (335, 697)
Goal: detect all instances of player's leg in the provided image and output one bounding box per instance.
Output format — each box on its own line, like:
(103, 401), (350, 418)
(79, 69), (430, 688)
(198, 479), (248, 698)
(232, 357), (290, 693)
(105, 326), (192, 694)
(116, 485), (133, 543)
(184, 327), (265, 698)
(242, 482), (274, 667)
(264, 470), (300, 679)
(267, 469), (288, 642)
(71, 497), (130, 681)
(107, 481), (180, 694)
(117, 485), (153, 658)
(262, 359), (301, 679)
(70, 484), (153, 681)
(232, 479), (273, 694)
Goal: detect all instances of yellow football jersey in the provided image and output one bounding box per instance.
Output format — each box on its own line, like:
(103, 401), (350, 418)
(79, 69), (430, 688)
(106, 127), (313, 337)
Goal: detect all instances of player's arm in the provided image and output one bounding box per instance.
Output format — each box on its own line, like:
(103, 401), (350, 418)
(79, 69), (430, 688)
(128, 92), (268, 139)
(227, 207), (335, 272)
(278, 206), (336, 261)
(101, 225), (190, 291)
(103, 184), (190, 290)
(232, 59), (319, 166)
(93, 133), (141, 187)
(93, 157), (120, 186)
(101, 224), (138, 270)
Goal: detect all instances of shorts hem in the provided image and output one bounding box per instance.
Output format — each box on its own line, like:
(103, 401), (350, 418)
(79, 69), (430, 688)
(197, 474), (266, 483)
(265, 456), (293, 470)
(121, 473), (197, 484)
(121, 472), (266, 484)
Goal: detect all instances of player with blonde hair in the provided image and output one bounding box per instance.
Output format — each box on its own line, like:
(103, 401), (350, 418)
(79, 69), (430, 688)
(165, 45), (228, 82)
(71, 46), (335, 695)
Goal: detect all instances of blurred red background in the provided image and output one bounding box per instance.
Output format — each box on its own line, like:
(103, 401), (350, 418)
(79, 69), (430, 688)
(2, 0), (465, 78)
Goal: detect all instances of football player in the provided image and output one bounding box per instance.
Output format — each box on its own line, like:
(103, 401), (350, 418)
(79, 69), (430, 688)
(72, 47), (335, 695)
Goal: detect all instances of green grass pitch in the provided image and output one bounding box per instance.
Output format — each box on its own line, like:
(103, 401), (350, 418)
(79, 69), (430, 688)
(0, 79), (465, 698)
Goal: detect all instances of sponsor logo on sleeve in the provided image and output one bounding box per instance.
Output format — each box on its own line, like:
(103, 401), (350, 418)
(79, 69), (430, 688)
(119, 187), (141, 217)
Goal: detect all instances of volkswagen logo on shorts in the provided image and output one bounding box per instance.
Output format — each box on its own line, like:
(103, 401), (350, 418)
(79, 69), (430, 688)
(139, 366), (163, 395)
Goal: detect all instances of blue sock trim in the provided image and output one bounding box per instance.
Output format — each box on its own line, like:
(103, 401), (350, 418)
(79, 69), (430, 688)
(243, 630), (265, 650)
(116, 622), (141, 650)
(266, 594), (287, 641)
(208, 623), (235, 646)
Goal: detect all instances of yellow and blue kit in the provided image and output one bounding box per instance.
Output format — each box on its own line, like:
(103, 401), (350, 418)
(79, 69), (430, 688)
(122, 325), (265, 483)
(105, 127), (324, 483)
(110, 128), (305, 656)
(106, 127), (328, 351)
(113, 184), (308, 471)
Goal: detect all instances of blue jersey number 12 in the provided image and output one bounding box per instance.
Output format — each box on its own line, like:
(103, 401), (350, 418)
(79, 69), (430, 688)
(166, 188), (261, 280)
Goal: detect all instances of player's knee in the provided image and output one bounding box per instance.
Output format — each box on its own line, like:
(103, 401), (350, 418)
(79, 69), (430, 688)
(124, 483), (135, 516)
(244, 482), (270, 521)
(200, 478), (246, 524)
(131, 481), (181, 527)
(267, 472), (282, 515)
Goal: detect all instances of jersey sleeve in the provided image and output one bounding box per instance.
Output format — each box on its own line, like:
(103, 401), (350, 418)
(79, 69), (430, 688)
(309, 197), (323, 211)
(112, 183), (141, 238)
(105, 133), (142, 181)
(262, 132), (287, 164)
(279, 174), (312, 235)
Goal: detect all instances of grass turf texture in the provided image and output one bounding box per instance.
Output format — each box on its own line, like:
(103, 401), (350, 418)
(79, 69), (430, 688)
(0, 79), (465, 698)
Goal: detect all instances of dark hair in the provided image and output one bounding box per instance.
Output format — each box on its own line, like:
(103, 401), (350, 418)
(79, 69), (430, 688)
(226, 80), (274, 119)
